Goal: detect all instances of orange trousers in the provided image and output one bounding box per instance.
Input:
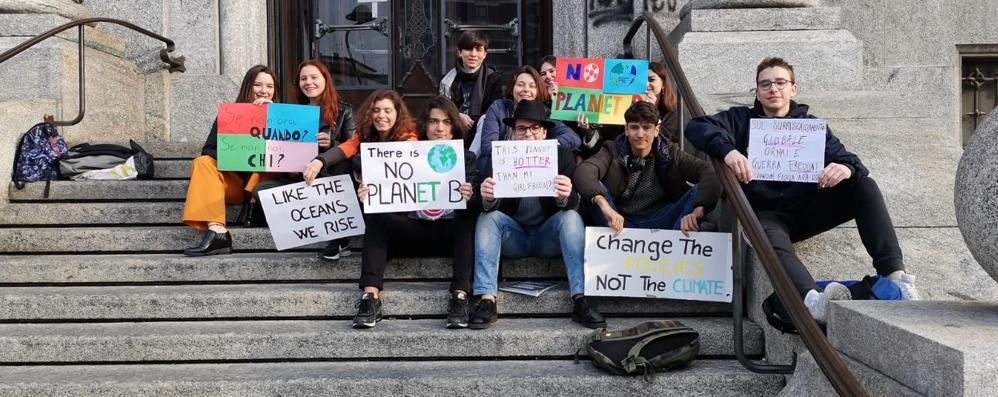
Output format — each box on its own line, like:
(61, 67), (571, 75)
(182, 155), (268, 231)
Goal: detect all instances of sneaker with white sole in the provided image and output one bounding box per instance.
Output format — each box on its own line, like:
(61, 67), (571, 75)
(804, 282), (852, 324)
(319, 239), (351, 261)
(352, 292), (382, 329)
(892, 274), (921, 300)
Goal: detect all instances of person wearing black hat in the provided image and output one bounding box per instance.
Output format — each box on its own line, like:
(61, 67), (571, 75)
(469, 99), (605, 330)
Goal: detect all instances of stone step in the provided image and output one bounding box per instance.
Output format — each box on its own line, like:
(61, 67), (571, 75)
(9, 180), (189, 201)
(0, 282), (729, 320)
(698, 91), (925, 120)
(0, 202), (239, 225)
(0, 226), (332, 253)
(151, 159), (191, 179)
(0, 253), (574, 283)
(0, 360), (784, 396)
(0, 317), (757, 363)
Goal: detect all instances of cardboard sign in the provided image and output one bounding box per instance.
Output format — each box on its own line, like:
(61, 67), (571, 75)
(491, 139), (558, 198)
(258, 175), (365, 251)
(216, 103), (319, 172)
(360, 140), (467, 213)
(584, 227), (733, 302)
(747, 118), (827, 183)
(550, 57), (648, 125)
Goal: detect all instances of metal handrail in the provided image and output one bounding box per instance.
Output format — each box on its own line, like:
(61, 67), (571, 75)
(0, 17), (186, 126)
(622, 13), (867, 397)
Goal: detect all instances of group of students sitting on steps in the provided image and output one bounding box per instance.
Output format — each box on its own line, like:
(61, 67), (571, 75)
(178, 30), (920, 332)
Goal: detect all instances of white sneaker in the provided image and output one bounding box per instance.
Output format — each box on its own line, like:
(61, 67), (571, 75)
(892, 274), (921, 300)
(804, 282), (852, 324)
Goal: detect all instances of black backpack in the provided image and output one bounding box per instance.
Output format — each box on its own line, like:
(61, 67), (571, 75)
(582, 320), (700, 380)
(58, 140), (154, 179)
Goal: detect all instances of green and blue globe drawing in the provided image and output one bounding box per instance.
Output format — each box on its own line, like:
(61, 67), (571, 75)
(609, 63), (638, 87)
(427, 144), (458, 173)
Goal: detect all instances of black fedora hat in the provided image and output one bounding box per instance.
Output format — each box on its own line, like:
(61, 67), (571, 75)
(503, 100), (556, 130)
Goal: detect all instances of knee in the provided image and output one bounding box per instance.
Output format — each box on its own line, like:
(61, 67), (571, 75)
(554, 210), (585, 237)
(191, 155), (217, 171)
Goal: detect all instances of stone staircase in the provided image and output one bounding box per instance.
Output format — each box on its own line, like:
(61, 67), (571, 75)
(0, 154), (782, 394)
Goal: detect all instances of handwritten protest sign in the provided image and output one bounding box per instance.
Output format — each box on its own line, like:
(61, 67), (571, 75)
(492, 139), (558, 198)
(258, 175), (365, 251)
(216, 103), (319, 172)
(550, 57), (648, 125)
(360, 140), (467, 213)
(584, 227), (732, 302)
(748, 118), (826, 183)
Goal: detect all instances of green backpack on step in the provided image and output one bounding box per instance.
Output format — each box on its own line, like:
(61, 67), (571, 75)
(583, 320), (700, 379)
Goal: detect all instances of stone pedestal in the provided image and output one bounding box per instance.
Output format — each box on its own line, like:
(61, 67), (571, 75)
(956, 108), (998, 284)
(669, 3), (862, 94)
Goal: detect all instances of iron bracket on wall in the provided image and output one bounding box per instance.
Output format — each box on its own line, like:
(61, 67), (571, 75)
(444, 18), (519, 54)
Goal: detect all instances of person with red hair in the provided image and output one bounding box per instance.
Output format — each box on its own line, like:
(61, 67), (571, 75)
(253, 60), (357, 260)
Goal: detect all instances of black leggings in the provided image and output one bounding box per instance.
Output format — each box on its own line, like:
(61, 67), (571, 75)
(359, 212), (476, 293)
(755, 177), (904, 298)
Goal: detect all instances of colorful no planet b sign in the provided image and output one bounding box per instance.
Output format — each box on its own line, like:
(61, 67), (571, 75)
(550, 57), (648, 125)
(216, 103), (319, 172)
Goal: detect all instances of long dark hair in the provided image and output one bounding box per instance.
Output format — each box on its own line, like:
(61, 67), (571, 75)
(418, 96), (468, 141)
(296, 60), (340, 130)
(356, 90), (416, 143)
(648, 62), (678, 114)
(235, 65), (278, 103)
(503, 65), (550, 104)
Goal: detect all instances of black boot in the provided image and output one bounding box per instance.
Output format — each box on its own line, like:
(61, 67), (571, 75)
(183, 230), (232, 256)
(572, 296), (606, 329)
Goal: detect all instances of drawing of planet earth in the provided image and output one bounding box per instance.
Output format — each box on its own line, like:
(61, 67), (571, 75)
(609, 63), (638, 87)
(427, 144), (458, 173)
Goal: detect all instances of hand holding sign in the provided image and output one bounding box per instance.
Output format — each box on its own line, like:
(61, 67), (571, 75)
(817, 162), (852, 188)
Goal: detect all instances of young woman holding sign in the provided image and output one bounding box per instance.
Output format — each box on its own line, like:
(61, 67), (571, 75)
(182, 65), (278, 256)
(253, 60), (357, 260)
(349, 95), (479, 329)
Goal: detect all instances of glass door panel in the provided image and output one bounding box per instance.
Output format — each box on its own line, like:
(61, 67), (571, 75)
(315, 0), (392, 97)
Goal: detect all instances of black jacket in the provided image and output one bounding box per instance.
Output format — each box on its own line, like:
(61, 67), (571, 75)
(443, 62), (504, 119)
(313, 101), (358, 167)
(482, 144), (580, 217)
(685, 100), (868, 210)
(574, 135), (720, 212)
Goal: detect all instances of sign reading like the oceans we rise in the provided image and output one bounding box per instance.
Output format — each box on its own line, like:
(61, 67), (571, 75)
(360, 140), (467, 213)
(258, 175), (365, 251)
(550, 57), (648, 125)
(747, 118), (827, 183)
(216, 103), (319, 172)
(491, 139), (558, 198)
(584, 227), (733, 302)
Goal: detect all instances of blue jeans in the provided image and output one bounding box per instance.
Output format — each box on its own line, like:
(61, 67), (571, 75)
(473, 210), (586, 296)
(585, 184), (700, 230)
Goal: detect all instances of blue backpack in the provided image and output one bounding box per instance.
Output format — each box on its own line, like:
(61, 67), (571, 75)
(12, 123), (68, 193)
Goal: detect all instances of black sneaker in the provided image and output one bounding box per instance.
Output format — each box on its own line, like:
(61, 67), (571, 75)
(572, 296), (606, 329)
(446, 291), (470, 329)
(468, 298), (498, 330)
(352, 292), (382, 329)
(320, 239), (351, 261)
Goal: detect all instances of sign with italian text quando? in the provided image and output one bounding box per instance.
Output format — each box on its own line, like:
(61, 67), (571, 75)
(747, 118), (827, 183)
(550, 57), (648, 125)
(360, 140), (467, 213)
(584, 227), (733, 302)
(491, 139), (558, 198)
(216, 103), (319, 172)
(258, 175), (365, 251)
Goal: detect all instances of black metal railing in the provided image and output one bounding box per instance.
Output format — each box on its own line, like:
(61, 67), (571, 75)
(0, 17), (185, 126)
(622, 13), (867, 397)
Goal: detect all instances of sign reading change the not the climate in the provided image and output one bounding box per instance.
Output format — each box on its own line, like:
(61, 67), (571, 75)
(491, 139), (558, 198)
(584, 227), (733, 302)
(360, 140), (466, 213)
(748, 118), (827, 183)
(258, 175), (365, 251)
(216, 103), (319, 172)
(550, 57), (648, 125)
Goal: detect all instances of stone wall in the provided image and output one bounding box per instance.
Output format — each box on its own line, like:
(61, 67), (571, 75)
(553, 0), (691, 59)
(822, 0), (998, 141)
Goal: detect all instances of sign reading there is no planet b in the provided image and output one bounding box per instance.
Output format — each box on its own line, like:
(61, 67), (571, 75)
(216, 103), (319, 173)
(747, 118), (827, 183)
(360, 140), (467, 214)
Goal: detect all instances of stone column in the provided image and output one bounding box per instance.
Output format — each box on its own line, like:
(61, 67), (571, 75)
(219, 0), (268, 77)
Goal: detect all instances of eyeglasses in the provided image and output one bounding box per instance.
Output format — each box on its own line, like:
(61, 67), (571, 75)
(512, 124), (544, 136)
(756, 79), (794, 90)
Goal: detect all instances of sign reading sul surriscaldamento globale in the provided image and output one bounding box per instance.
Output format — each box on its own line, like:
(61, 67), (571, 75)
(550, 57), (648, 125)
(747, 118), (827, 183)
(584, 227), (733, 303)
(216, 103), (319, 172)
(360, 140), (467, 213)
(258, 175), (365, 251)
(491, 139), (558, 198)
